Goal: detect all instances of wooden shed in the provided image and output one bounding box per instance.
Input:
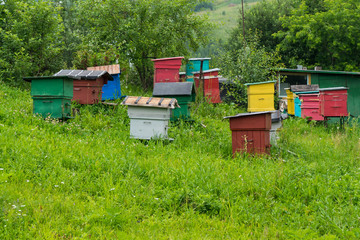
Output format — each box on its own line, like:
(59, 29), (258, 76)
(277, 69), (360, 118)
(87, 64), (122, 100)
(121, 96), (179, 140)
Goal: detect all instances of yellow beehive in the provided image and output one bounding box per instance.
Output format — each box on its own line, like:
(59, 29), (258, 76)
(285, 88), (296, 115)
(245, 81), (276, 112)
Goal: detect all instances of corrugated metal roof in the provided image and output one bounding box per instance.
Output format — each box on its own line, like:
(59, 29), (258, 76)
(121, 96), (179, 109)
(54, 69), (113, 80)
(87, 64), (120, 75)
(278, 68), (360, 76)
(153, 82), (195, 96)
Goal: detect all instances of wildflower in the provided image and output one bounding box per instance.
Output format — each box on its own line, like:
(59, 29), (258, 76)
(12, 205), (16, 209)
(54, 185), (59, 188)
(61, 182), (64, 184)
(26, 180), (29, 182)
(109, 188), (115, 191)
(0, 168), (3, 171)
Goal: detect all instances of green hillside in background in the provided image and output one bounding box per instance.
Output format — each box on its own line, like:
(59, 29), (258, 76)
(199, 0), (260, 41)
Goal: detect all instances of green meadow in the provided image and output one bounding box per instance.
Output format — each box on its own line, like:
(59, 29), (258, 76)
(1, 82), (360, 239)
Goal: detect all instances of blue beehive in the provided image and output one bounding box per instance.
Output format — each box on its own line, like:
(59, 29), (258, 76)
(294, 96), (302, 117)
(87, 64), (122, 100)
(186, 58), (210, 82)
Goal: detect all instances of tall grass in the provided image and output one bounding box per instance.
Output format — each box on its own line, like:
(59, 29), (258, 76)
(1, 82), (360, 239)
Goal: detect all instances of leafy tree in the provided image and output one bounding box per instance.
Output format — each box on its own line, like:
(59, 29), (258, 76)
(0, 0), (64, 85)
(231, 0), (301, 52)
(220, 34), (283, 105)
(77, 0), (211, 90)
(275, 0), (360, 71)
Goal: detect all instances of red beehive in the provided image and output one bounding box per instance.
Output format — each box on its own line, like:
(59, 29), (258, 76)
(299, 93), (324, 121)
(54, 70), (113, 104)
(193, 69), (221, 104)
(319, 87), (348, 117)
(151, 57), (184, 84)
(224, 111), (272, 156)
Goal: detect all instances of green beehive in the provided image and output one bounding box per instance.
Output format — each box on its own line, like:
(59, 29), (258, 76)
(153, 82), (195, 121)
(24, 76), (75, 119)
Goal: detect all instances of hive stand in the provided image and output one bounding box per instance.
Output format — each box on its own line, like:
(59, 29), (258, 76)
(121, 96), (179, 140)
(153, 82), (195, 121)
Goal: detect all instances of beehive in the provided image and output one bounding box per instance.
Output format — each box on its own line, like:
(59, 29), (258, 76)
(153, 82), (195, 121)
(245, 81), (276, 112)
(87, 64), (122, 100)
(319, 87), (348, 117)
(151, 57), (184, 84)
(23, 76), (75, 119)
(54, 69), (113, 104)
(224, 111), (273, 156)
(122, 96), (179, 140)
(299, 92), (324, 121)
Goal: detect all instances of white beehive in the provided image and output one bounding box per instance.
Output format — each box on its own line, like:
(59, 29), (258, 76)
(122, 96), (179, 140)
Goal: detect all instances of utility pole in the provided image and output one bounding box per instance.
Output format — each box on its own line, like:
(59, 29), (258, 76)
(241, 0), (246, 42)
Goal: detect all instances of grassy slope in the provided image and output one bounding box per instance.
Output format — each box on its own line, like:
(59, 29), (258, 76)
(1, 82), (360, 239)
(200, 0), (260, 41)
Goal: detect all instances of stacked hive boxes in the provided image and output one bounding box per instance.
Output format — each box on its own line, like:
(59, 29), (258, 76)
(23, 76), (75, 119)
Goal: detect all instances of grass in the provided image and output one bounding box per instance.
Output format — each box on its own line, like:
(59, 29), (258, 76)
(1, 81), (360, 239)
(198, 0), (261, 41)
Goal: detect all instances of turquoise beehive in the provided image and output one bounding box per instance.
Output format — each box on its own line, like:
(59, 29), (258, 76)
(186, 58), (210, 82)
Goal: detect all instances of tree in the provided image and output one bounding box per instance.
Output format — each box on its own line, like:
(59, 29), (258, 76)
(76, 0), (211, 89)
(275, 0), (360, 71)
(0, 0), (64, 85)
(230, 0), (301, 52)
(220, 34), (283, 105)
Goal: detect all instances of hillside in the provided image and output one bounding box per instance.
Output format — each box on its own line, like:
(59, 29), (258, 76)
(1, 82), (360, 238)
(199, 0), (260, 41)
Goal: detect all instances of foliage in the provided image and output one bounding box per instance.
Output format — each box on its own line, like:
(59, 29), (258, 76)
(194, 2), (214, 12)
(220, 34), (283, 105)
(1, 82), (360, 238)
(232, 0), (301, 52)
(0, 0), (64, 86)
(275, 0), (360, 71)
(76, 0), (212, 90)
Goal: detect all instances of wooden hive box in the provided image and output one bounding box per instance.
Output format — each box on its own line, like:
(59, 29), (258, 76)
(153, 82), (195, 121)
(54, 69), (113, 104)
(319, 87), (348, 117)
(151, 57), (184, 84)
(245, 81), (276, 112)
(122, 96), (179, 140)
(224, 111), (273, 156)
(87, 64), (122, 100)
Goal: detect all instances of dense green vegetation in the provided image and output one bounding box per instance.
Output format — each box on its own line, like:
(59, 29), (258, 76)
(1, 77), (360, 239)
(2, 1), (360, 238)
